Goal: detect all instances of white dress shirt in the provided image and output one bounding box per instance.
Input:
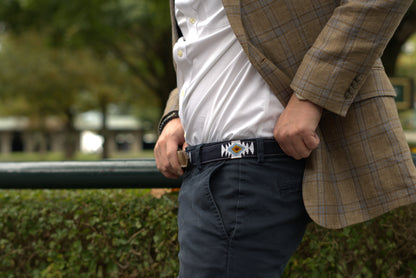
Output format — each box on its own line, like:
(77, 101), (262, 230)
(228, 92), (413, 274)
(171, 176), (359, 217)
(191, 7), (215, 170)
(174, 0), (284, 146)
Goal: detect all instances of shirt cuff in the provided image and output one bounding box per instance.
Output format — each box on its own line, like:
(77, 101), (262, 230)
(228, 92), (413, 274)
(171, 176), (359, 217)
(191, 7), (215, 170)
(294, 92), (306, 101)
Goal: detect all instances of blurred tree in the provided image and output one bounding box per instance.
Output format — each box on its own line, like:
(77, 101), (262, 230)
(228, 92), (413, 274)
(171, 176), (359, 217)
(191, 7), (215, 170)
(76, 50), (150, 159)
(2, 0), (414, 96)
(397, 34), (416, 78)
(1, 0), (413, 123)
(0, 33), (151, 159)
(0, 33), (84, 157)
(0, 0), (175, 109)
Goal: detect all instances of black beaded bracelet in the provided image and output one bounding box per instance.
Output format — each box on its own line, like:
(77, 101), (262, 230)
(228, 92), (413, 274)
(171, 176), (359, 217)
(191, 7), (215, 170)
(158, 111), (179, 134)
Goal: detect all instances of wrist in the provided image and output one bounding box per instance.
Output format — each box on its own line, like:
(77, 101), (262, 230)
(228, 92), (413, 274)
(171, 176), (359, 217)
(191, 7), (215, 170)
(159, 111), (179, 134)
(292, 93), (322, 113)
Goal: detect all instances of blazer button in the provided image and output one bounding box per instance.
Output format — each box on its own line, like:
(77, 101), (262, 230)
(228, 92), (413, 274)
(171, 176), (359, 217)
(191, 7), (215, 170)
(351, 75), (363, 88)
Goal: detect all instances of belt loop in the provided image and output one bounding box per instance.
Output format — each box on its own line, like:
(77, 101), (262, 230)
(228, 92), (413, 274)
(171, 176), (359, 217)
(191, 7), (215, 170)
(256, 138), (264, 163)
(195, 145), (202, 169)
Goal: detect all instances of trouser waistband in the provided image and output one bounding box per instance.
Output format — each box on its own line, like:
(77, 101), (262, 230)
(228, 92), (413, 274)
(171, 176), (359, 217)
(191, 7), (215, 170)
(181, 138), (286, 167)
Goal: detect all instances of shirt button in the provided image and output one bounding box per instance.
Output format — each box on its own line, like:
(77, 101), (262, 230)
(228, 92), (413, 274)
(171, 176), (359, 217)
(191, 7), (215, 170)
(181, 89), (185, 97)
(177, 49), (184, 58)
(189, 17), (196, 24)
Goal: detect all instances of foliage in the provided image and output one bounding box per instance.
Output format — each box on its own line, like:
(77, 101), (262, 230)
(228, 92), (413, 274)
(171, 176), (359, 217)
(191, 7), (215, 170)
(0, 32), (153, 118)
(0, 32), (155, 159)
(0, 190), (178, 277)
(0, 190), (416, 277)
(0, 33), (84, 118)
(284, 204), (416, 278)
(0, 0), (175, 106)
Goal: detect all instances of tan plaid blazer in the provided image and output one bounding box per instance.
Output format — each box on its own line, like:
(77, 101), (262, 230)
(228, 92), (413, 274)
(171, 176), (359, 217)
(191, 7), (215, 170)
(164, 0), (416, 229)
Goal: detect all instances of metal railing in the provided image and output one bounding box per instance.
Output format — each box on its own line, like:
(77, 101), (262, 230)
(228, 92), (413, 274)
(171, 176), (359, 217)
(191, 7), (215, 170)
(0, 159), (181, 189)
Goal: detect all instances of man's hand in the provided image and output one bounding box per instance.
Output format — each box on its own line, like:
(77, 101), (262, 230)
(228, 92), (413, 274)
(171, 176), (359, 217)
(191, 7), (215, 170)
(154, 118), (186, 179)
(274, 94), (322, 160)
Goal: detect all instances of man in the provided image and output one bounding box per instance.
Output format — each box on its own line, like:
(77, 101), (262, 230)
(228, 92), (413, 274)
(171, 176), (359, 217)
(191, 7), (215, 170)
(155, 0), (416, 277)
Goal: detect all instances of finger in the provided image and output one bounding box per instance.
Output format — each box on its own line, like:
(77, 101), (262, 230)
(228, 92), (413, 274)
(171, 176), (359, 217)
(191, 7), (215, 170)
(278, 137), (305, 160)
(274, 131), (296, 159)
(292, 144), (311, 160)
(163, 172), (180, 179)
(303, 132), (320, 151)
(155, 141), (181, 179)
(166, 141), (184, 176)
(155, 152), (172, 178)
(158, 157), (181, 179)
(281, 144), (302, 160)
(289, 131), (320, 159)
(154, 142), (166, 170)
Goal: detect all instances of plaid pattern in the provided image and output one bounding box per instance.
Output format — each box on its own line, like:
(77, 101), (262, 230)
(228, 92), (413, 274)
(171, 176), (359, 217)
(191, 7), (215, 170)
(164, 0), (416, 229)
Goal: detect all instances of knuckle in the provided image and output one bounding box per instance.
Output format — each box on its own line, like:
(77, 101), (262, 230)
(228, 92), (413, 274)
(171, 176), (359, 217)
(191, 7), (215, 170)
(167, 151), (177, 162)
(158, 162), (170, 173)
(301, 150), (312, 159)
(275, 131), (289, 142)
(157, 164), (166, 173)
(157, 136), (168, 146)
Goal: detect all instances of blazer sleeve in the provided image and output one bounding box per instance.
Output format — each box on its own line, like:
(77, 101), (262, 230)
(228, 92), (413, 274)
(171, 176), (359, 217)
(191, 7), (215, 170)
(290, 0), (413, 117)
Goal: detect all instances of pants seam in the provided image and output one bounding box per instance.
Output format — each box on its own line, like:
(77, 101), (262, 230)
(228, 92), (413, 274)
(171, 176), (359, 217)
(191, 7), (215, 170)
(226, 160), (242, 277)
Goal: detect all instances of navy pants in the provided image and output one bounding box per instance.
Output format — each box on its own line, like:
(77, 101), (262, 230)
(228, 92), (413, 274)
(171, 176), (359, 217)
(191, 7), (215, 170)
(177, 153), (310, 277)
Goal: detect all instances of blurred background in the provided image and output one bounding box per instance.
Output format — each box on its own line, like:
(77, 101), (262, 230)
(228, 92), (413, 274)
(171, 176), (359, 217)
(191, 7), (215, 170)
(0, 0), (175, 161)
(0, 1), (415, 161)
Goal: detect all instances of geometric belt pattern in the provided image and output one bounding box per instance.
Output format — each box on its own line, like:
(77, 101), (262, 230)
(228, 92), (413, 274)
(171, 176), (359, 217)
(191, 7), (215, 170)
(221, 140), (255, 159)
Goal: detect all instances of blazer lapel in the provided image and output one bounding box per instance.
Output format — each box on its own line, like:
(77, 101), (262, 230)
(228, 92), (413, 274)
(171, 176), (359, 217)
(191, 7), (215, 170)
(222, 0), (248, 53)
(223, 0), (293, 106)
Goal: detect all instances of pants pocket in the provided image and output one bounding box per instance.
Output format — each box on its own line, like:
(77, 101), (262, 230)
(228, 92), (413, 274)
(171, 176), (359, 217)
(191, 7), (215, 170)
(205, 161), (241, 240)
(274, 156), (305, 196)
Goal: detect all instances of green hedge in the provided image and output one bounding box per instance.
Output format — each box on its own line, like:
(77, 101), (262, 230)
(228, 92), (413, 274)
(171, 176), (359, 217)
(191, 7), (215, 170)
(0, 190), (179, 278)
(284, 205), (416, 278)
(1, 190), (416, 277)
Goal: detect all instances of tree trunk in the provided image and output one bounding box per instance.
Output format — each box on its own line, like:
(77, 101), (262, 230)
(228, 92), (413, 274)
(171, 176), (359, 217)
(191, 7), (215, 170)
(63, 109), (78, 160)
(100, 103), (110, 159)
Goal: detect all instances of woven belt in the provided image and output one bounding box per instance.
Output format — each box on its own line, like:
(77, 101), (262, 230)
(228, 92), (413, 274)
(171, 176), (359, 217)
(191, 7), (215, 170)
(177, 138), (285, 167)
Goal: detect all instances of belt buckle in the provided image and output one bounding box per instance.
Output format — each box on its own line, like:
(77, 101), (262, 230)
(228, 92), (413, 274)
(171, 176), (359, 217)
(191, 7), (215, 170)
(177, 150), (190, 168)
(221, 140), (254, 159)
